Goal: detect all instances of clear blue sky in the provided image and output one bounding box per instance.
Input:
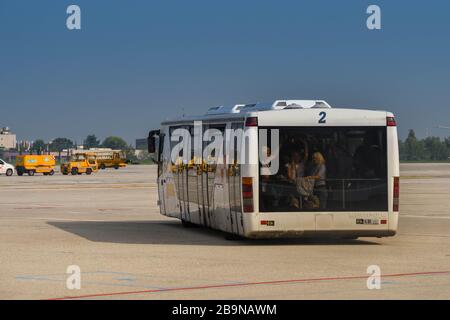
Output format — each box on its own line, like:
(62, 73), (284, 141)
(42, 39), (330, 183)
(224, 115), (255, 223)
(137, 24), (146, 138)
(1, 0), (449, 144)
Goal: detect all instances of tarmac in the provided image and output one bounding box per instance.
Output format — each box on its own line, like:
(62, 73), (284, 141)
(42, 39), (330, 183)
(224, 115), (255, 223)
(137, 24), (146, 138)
(0, 163), (449, 299)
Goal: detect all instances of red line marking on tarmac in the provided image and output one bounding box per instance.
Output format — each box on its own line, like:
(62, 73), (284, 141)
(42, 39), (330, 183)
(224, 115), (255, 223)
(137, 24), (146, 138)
(48, 270), (450, 300)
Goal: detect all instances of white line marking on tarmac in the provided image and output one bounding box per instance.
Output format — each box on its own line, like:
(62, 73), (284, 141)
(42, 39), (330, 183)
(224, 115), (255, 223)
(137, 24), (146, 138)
(401, 215), (450, 220)
(1, 217), (122, 222)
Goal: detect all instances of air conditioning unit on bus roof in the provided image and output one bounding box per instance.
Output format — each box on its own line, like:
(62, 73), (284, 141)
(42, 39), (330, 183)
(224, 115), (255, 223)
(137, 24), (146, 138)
(253, 100), (332, 111)
(205, 100), (331, 115)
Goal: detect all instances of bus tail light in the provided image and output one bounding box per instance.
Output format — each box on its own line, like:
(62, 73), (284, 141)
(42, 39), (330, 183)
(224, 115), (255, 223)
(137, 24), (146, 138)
(393, 176), (400, 212)
(387, 116), (396, 127)
(245, 117), (258, 127)
(242, 177), (254, 213)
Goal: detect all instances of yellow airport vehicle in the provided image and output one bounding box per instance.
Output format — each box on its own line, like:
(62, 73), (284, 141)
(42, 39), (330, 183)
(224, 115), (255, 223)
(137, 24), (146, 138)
(61, 153), (98, 175)
(78, 149), (127, 170)
(98, 151), (126, 170)
(15, 155), (56, 176)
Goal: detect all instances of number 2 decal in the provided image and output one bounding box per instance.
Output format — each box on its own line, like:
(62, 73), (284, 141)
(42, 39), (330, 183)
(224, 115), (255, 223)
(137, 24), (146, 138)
(319, 111), (327, 124)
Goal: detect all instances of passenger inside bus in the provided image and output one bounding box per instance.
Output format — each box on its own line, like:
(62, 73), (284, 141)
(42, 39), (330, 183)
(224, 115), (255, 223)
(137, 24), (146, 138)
(259, 127), (388, 212)
(286, 139), (308, 182)
(353, 132), (384, 179)
(306, 152), (328, 209)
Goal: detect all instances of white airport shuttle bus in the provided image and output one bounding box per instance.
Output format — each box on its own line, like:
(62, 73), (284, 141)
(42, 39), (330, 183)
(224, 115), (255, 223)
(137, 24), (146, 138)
(148, 100), (399, 239)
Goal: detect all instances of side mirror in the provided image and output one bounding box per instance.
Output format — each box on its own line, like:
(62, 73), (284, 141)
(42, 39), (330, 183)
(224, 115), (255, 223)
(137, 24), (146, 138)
(148, 130), (160, 153)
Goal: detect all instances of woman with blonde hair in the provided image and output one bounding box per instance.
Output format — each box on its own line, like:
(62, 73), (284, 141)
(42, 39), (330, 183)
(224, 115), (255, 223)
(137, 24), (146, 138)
(307, 152), (328, 209)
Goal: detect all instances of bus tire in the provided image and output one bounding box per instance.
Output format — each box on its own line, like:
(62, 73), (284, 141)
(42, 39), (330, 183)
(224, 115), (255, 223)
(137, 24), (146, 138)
(342, 237), (359, 240)
(6, 169), (13, 176)
(224, 233), (244, 241)
(100, 164), (106, 170)
(86, 168), (92, 175)
(114, 165), (119, 170)
(17, 170), (24, 176)
(71, 168), (78, 175)
(181, 220), (196, 228)
(49, 170), (55, 176)
(28, 170), (35, 176)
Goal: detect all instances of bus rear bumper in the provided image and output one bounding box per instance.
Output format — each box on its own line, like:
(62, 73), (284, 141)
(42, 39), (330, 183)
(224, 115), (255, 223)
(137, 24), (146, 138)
(244, 229), (397, 239)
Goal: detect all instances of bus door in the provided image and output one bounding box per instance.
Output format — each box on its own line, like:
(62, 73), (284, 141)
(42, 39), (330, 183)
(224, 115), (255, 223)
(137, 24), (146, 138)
(180, 125), (191, 222)
(196, 160), (205, 226)
(193, 122), (205, 225)
(186, 125), (203, 224)
(160, 133), (179, 218)
(219, 122), (232, 233)
(227, 123), (244, 235)
(156, 133), (166, 215)
(170, 126), (187, 220)
(201, 168), (209, 227)
(202, 124), (226, 229)
(202, 124), (213, 227)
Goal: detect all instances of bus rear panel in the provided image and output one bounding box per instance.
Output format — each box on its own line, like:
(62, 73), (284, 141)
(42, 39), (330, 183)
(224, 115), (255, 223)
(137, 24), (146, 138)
(244, 110), (399, 239)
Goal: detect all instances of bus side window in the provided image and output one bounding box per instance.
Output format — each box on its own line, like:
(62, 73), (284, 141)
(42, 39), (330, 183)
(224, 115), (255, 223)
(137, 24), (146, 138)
(206, 124), (226, 163)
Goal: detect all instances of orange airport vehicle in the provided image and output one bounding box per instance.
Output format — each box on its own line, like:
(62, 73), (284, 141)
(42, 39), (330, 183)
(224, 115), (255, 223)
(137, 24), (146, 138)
(15, 155), (56, 176)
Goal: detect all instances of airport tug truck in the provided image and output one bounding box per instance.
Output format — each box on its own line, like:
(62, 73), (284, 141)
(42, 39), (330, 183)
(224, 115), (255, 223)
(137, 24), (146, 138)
(61, 153), (99, 175)
(15, 155), (55, 176)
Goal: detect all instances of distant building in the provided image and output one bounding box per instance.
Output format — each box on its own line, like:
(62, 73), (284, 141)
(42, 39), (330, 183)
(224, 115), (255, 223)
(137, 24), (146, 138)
(135, 138), (147, 150)
(0, 127), (17, 150)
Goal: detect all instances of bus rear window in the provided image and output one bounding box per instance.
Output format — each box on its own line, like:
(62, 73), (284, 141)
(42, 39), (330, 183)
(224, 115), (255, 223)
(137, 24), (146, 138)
(259, 126), (387, 212)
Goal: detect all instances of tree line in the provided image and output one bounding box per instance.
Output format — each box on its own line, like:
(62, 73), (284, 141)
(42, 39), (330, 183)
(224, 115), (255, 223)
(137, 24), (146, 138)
(21, 135), (131, 155)
(400, 130), (450, 161)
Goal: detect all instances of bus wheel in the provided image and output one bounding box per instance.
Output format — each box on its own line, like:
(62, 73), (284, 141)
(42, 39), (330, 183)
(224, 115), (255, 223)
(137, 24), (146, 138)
(49, 170), (55, 176)
(224, 233), (245, 241)
(43, 172), (49, 176)
(71, 168), (78, 175)
(86, 168), (92, 175)
(6, 169), (13, 176)
(342, 237), (359, 240)
(28, 170), (35, 176)
(100, 164), (106, 170)
(114, 165), (119, 170)
(17, 170), (23, 176)
(181, 220), (196, 228)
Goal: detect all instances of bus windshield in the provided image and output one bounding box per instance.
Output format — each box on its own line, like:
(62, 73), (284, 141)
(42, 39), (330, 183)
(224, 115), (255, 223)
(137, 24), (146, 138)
(259, 126), (387, 212)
